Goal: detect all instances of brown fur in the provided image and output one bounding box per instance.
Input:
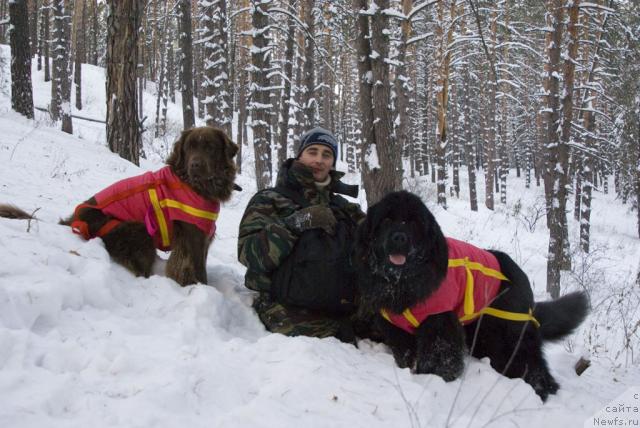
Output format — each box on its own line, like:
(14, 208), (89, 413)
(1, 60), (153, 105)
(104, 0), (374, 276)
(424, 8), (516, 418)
(0, 204), (34, 220)
(5, 126), (239, 286)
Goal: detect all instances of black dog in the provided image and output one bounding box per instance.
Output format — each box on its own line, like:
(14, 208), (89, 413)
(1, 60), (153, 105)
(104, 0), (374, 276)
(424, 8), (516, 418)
(354, 191), (589, 401)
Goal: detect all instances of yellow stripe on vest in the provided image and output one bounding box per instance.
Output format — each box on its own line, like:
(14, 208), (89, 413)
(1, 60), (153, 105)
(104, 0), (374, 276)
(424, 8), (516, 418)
(460, 307), (540, 328)
(159, 198), (219, 221)
(403, 309), (420, 328)
(149, 189), (171, 247)
(448, 257), (508, 282)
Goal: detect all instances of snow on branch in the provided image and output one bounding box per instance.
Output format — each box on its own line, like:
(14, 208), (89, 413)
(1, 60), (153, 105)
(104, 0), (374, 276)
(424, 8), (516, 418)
(407, 0), (440, 21)
(382, 8), (407, 20)
(579, 2), (615, 13)
(407, 32), (434, 46)
(358, 2), (379, 16)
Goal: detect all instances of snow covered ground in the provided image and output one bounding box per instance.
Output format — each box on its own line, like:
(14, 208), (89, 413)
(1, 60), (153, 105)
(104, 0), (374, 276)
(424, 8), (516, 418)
(1, 45), (639, 428)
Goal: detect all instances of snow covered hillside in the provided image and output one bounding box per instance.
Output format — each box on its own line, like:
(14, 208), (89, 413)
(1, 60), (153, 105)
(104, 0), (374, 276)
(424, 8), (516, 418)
(1, 45), (639, 428)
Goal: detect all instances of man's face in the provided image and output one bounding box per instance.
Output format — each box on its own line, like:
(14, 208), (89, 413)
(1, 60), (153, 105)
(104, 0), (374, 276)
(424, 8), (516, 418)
(298, 144), (334, 182)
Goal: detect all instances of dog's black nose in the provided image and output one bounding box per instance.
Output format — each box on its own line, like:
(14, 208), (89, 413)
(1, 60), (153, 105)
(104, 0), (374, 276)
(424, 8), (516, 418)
(189, 158), (205, 173)
(391, 231), (408, 245)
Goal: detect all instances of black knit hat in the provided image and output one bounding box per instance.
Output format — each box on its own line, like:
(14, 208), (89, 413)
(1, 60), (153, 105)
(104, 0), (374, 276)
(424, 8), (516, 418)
(296, 127), (338, 165)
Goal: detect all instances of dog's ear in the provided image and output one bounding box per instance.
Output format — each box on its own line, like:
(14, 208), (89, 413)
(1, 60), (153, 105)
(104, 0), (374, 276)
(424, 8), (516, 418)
(224, 134), (239, 159)
(354, 201), (383, 260)
(167, 128), (193, 169)
(422, 207), (448, 275)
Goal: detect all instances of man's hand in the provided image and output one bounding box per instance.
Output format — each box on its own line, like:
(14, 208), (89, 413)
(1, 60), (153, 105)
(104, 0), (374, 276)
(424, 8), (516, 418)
(284, 205), (336, 235)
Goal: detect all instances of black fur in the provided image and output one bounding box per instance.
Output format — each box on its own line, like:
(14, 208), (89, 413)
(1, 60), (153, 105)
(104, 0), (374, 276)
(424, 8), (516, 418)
(355, 191), (590, 401)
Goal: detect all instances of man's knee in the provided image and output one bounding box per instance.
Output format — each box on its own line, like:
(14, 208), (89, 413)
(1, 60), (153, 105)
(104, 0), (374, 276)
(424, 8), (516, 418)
(252, 293), (346, 339)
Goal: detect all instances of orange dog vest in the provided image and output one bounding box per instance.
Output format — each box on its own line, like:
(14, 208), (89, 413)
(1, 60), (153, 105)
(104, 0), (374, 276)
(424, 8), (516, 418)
(71, 166), (220, 251)
(381, 238), (539, 334)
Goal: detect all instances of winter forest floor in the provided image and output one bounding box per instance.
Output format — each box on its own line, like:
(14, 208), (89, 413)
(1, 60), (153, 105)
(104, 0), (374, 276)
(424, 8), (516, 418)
(0, 45), (639, 428)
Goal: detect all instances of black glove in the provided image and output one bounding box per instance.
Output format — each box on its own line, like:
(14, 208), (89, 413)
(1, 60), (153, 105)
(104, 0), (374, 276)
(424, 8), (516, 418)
(284, 205), (336, 235)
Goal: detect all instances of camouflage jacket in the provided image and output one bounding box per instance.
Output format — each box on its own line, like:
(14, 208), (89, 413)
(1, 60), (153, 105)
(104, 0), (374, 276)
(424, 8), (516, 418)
(238, 159), (365, 293)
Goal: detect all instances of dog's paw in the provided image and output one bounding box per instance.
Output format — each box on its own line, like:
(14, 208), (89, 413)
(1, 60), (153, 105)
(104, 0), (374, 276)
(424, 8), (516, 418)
(169, 267), (199, 287)
(102, 223), (155, 277)
(392, 347), (416, 369)
(524, 366), (559, 401)
(415, 338), (464, 381)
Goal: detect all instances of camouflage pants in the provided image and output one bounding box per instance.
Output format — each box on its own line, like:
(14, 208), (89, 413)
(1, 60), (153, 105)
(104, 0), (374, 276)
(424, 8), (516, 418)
(253, 293), (378, 344)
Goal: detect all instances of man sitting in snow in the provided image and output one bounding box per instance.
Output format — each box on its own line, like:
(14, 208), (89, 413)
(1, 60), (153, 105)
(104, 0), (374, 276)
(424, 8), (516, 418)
(237, 127), (366, 343)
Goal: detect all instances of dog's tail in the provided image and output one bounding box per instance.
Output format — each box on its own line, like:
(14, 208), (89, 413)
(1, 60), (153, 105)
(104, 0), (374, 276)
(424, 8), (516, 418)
(0, 204), (34, 220)
(534, 291), (589, 341)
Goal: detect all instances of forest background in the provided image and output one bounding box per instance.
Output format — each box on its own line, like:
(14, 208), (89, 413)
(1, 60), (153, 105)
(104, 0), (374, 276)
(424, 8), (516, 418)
(3, 0), (640, 328)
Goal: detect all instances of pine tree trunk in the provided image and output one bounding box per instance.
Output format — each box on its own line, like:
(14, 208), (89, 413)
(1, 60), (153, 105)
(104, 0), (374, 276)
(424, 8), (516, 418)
(201, 0), (231, 135)
(484, 9), (498, 211)
(106, 0), (141, 165)
(557, 0), (581, 267)
(460, 5), (477, 211)
(574, 153), (582, 221)
(319, 7), (334, 131)
(37, 2), (44, 71)
(293, 35), (305, 143)
(43, 0), (50, 81)
(28, 0), (38, 57)
(137, 6), (145, 122)
(87, 0), (98, 65)
(395, 0), (412, 181)
(499, 0), (511, 205)
(177, 0), (195, 130)
(250, 0), (273, 190)
(198, 0), (218, 126)
(0, 0), (6, 45)
(213, 0), (231, 135)
(50, 0), (63, 121)
(580, 111), (594, 252)
(277, 3), (296, 166)
(168, 41), (175, 104)
(235, 0), (251, 174)
(544, 0), (566, 299)
(354, 0), (402, 205)
(150, 0), (158, 82)
(354, 0), (375, 198)
(301, 0), (316, 130)
(154, 1), (169, 137)
(73, 0), (85, 111)
(434, 0), (448, 208)
(59, 0), (72, 134)
(578, 0), (611, 251)
(9, 0), (34, 119)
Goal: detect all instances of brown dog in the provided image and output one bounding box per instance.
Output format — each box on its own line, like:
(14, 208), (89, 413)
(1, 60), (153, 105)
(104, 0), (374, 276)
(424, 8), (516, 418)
(1, 126), (239, 287)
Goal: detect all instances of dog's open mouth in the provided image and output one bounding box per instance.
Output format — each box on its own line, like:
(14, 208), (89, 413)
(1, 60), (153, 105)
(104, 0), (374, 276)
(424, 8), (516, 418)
(389, 254), (407, 266)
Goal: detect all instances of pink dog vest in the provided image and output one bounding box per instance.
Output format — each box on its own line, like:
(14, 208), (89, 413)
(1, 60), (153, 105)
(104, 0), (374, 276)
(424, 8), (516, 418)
(381, 238), (539, 334)
(72, 166), (219, 251)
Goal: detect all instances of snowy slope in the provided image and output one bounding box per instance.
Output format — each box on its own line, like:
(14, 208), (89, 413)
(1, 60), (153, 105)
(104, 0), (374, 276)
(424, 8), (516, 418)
(1, 45), (639, 428)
